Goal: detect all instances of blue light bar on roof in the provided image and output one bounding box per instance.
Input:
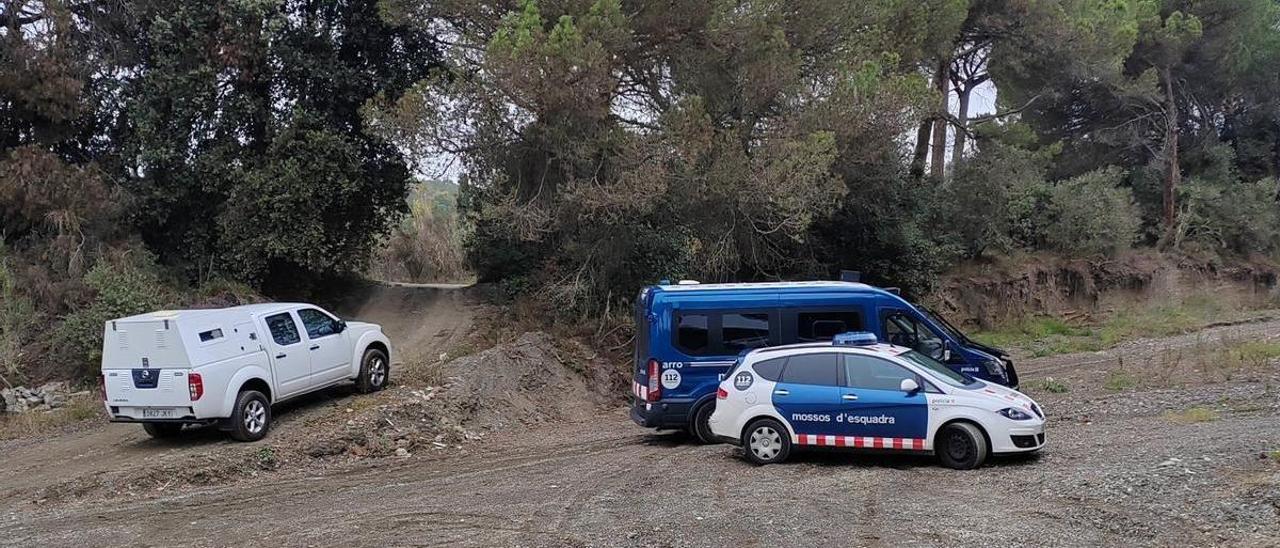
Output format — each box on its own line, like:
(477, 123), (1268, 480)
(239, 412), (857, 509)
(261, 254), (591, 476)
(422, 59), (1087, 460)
(833, 331), (878, 346)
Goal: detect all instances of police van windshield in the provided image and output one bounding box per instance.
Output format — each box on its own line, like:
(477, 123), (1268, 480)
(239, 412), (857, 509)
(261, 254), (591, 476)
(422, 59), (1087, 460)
(917, 306), (970, 345)
(899, 350), (979, 388)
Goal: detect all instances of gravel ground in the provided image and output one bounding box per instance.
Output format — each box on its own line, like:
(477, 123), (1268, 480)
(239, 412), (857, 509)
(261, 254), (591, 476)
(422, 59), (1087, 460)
(2, 322), (1278, 547)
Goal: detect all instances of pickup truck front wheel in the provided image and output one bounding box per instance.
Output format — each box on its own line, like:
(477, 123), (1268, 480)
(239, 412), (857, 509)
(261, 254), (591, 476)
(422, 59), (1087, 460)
(356, 348), (389, 393)
(229, 390), (271, 442)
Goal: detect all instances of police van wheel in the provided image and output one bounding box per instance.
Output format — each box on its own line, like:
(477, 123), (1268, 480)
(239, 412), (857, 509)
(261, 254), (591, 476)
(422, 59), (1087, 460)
(742, 419), (791, 465)
(690, 402), (716, 444)
(936, 422), (988, 470)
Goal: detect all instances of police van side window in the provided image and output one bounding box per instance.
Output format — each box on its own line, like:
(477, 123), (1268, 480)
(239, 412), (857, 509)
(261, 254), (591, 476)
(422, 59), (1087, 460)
(797, 311), (864, 342)
(722, 313), (770, 351)
(675, 314), (710, 354)
(843, 354), (921, 391)
(779, 353), (839, 385)
(752, 357), (785, 381)
(883, 312), (945, 360)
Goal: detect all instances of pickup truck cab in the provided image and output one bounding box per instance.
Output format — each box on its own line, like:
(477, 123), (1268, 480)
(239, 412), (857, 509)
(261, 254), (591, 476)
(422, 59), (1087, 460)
(101, 303), (392, 441)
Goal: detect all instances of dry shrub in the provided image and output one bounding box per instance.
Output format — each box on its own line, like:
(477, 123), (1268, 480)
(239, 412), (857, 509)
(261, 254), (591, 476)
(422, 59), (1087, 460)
(369, 181), (469, 283)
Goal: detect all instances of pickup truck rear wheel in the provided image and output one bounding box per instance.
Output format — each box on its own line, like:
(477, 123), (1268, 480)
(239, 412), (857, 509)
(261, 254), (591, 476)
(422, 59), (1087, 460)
(356, 348), (389, 393)
(142, 422), (183, 439)
(229, 390), (271, 442)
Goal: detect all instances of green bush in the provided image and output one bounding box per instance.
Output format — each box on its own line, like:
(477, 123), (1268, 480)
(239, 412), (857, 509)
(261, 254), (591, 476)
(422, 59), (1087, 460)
(1042, 168), (1141, 255)
(940, 143), (1050, 258)
(51, 254), (176, 377)
(0, 246), (35, 384)
(1180, 177), (1280, 254)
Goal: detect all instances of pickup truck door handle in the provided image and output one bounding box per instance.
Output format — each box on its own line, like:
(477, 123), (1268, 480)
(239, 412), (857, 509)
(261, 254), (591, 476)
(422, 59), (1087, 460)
(842, 394), (859, 401)
(275, 353), (287, 359)
(773, 389), (790, 396)
(309, 345), (320, 351)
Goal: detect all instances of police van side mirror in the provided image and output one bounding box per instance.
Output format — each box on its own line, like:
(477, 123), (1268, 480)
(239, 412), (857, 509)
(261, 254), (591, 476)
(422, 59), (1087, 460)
(900, 378), (920, 394)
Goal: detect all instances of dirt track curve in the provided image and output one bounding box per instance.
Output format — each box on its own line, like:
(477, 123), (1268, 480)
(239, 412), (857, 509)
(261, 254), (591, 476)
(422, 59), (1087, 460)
(1, 292), (1277, 548)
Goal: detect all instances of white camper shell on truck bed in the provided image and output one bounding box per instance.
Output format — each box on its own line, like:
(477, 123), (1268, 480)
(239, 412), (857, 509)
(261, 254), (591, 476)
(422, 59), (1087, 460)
(102, 303), (392, 441)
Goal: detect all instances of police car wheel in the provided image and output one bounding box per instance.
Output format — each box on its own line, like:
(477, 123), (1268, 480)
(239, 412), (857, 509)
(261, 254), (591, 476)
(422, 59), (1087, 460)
(690, 402), (716, 444)
(742, 419), (791, 465)
(936, 422), (988, 470)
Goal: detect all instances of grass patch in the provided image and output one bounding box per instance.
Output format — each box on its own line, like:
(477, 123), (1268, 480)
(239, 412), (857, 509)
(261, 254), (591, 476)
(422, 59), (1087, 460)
(1030, 377), (1069, 393)
(972, 292), (1273, 358)
(1103, 370), (1137, 391)
(1270, 451), (1280, 463)
(0, 394), (103, 440)
(1163, 406), (1220, 424)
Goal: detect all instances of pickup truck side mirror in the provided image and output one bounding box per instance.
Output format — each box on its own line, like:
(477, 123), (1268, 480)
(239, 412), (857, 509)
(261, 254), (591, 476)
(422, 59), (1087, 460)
(336, 320), (347, 333)
(900, 378), (920, 394)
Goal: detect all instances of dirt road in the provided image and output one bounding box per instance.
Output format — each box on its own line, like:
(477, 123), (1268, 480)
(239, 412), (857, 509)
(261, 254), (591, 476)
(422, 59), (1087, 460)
(2, 309), (1278, 547)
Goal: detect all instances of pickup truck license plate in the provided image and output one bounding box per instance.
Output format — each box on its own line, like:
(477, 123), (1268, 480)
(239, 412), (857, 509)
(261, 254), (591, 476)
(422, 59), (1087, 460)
(141, 408), (176, 419)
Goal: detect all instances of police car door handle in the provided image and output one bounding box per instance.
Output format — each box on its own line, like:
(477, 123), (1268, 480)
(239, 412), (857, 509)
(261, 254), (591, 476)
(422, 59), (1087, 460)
(773, 389), (790, 396)
(842, 394), (859, 401)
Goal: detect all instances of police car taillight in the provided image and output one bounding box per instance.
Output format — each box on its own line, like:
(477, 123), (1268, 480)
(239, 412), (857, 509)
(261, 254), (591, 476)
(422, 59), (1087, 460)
(646, 359), (660, 401)
(717, 387), (728, 400)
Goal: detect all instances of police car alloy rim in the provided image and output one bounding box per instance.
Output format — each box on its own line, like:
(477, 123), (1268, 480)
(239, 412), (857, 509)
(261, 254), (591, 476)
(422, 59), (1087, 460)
(244, 400), (266, 434)
(749, 426), (783, 460)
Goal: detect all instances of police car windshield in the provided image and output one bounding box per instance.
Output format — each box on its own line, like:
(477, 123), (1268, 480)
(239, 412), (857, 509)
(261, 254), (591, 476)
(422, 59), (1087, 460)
(899, 350), (979, 388)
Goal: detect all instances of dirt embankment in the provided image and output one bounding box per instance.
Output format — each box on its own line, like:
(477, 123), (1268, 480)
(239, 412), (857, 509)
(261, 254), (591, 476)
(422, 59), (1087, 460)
(930, 252), (1280, 328)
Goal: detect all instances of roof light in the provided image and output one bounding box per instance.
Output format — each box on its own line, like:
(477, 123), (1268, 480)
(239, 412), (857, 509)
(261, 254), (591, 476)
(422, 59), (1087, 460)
(676, 280), (701, 285)
(833, 331), (878, 346)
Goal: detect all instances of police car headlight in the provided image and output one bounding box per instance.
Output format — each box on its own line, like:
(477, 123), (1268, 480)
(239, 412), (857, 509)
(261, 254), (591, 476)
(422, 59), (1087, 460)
(983, 359), (1005, 376)
(998, 407), (1034, 421)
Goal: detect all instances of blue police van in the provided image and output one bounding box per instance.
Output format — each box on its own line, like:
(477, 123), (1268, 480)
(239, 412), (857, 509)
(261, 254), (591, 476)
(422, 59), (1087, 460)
(630, 280), (1017, 443)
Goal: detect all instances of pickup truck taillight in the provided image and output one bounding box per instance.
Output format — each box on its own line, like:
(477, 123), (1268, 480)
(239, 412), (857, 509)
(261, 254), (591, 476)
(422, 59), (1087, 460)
(188, 373), (204, 401)
(717, 387), (728, 400)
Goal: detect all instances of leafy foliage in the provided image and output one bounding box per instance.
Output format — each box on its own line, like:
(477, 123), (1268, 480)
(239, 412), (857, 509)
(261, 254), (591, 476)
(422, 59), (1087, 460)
(51, 254), (175, 378)
(1041, 168), (1142, 255)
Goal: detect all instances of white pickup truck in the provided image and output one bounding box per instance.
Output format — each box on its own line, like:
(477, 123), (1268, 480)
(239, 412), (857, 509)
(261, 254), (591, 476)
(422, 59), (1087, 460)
(101, 303), (392, 441)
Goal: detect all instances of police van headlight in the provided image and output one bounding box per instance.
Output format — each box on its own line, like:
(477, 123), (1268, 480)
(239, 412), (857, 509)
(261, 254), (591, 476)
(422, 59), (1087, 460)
(983, 358), (1005, 376)
(998, 407), (1034, 421)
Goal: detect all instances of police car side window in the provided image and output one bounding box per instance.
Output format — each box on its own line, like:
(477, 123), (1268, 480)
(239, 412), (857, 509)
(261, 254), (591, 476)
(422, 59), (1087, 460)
(843, 354), (917, 391)
(779, 353), (839, 386)
(676, 314), (710, 354)
(752, 358), (785, 381)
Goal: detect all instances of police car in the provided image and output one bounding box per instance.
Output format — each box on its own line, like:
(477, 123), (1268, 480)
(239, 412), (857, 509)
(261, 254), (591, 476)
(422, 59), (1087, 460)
(708, 332), (1045, 469)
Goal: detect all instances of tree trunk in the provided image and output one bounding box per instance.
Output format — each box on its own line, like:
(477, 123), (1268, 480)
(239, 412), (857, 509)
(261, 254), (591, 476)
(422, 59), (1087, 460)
(929, 58), (950, 179)
(953, 83), (972, 171)
(910, 120), (931, 179)
(1161, 64), (1180, 236)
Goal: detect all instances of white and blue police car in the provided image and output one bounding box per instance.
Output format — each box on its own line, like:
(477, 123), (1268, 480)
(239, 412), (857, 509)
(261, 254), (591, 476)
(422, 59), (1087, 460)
(708, 332), (1045, 469)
